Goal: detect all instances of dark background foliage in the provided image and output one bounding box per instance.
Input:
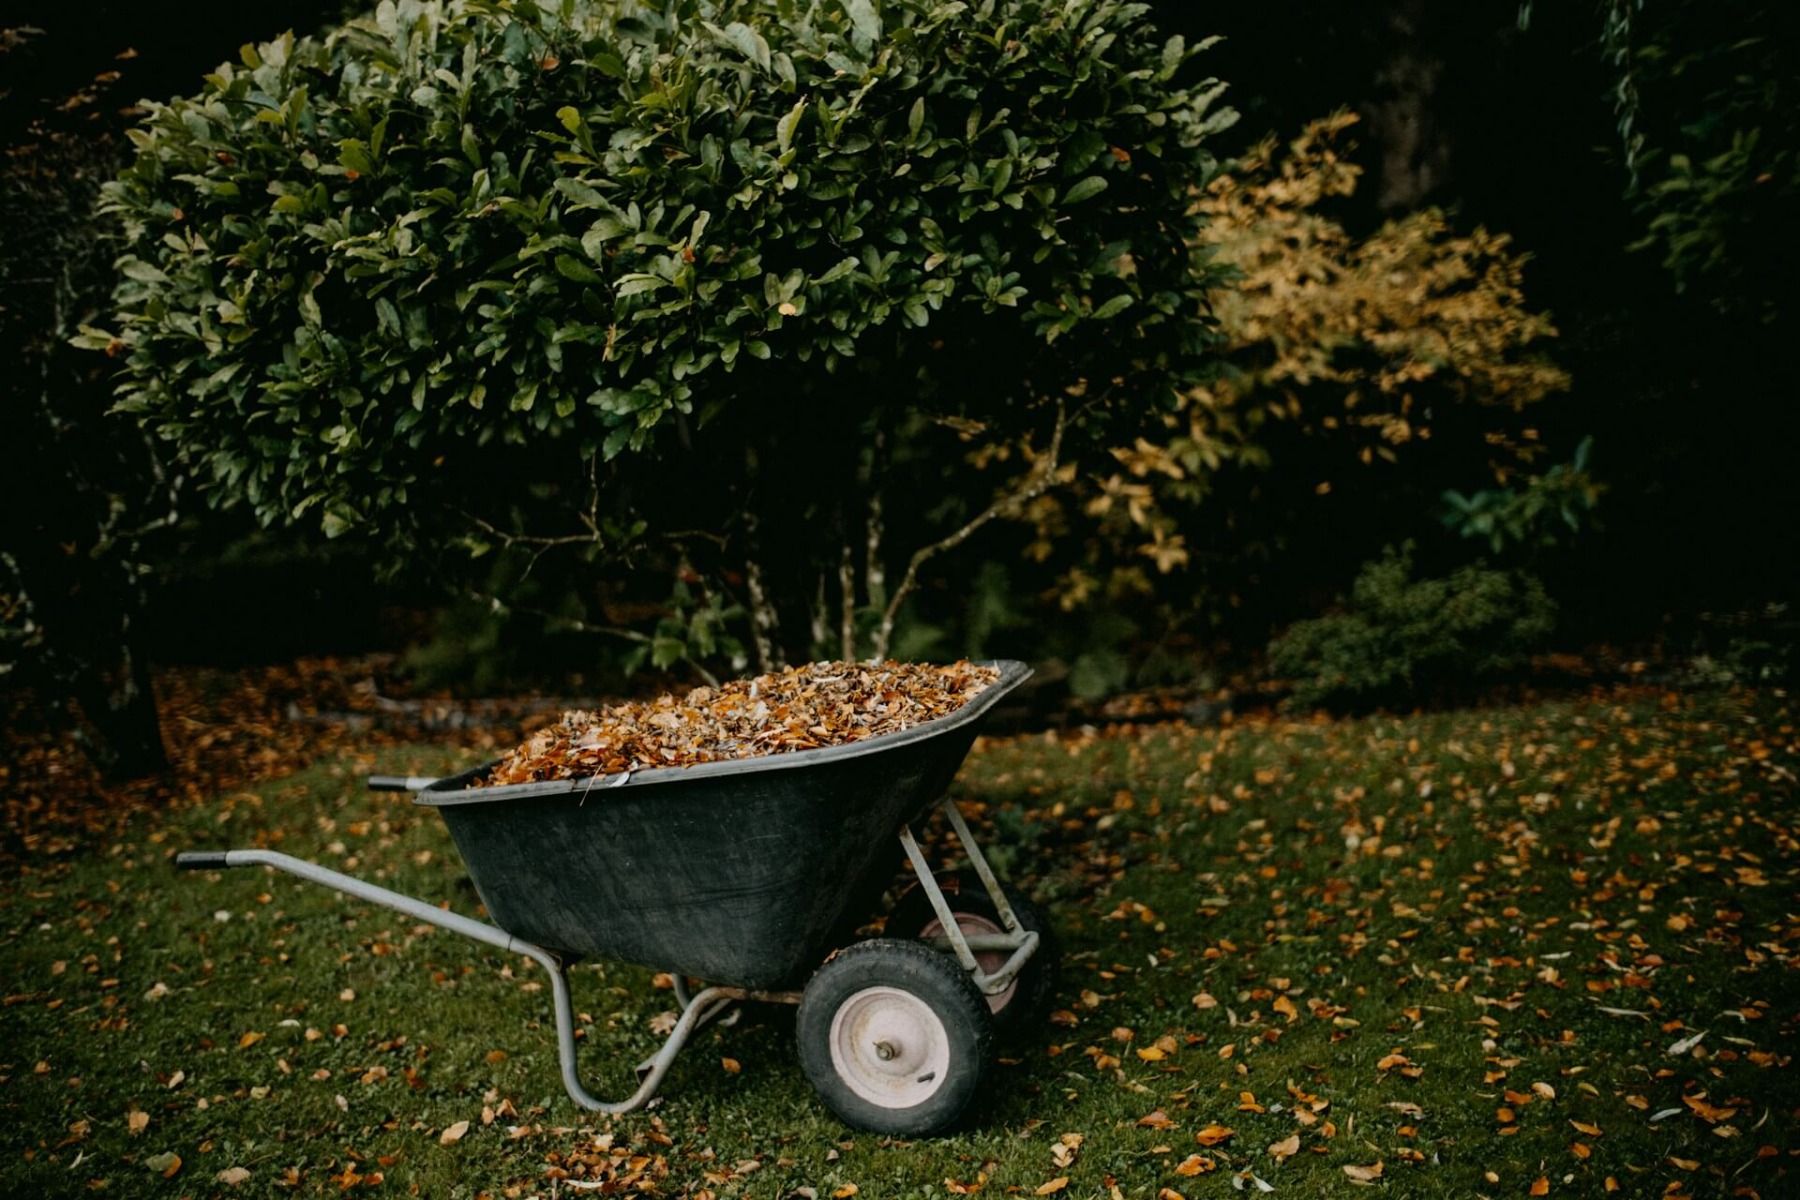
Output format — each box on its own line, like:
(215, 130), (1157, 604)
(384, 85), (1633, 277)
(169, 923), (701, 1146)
(3, 0), (1795, 774)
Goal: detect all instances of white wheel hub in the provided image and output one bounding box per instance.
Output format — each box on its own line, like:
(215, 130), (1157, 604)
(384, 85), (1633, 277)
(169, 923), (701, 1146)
(828, 985), (951, 1109)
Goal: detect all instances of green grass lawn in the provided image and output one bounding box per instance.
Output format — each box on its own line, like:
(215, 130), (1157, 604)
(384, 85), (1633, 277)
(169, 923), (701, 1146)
(3, 688), (1796, 1199)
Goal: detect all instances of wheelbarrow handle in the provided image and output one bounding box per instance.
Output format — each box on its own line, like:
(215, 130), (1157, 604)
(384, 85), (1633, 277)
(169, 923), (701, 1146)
(169, 845), (734, 1115)
(366, 775), (441, 792)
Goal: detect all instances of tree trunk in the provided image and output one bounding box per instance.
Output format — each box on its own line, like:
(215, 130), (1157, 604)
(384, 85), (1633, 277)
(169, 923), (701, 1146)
(1364, 0), (1451, 211)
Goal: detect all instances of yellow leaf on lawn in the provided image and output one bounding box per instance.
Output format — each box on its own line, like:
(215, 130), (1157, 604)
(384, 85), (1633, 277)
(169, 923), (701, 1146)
(1342, 1162), (1384, 1183)
(1137, 1046), (1166, 1062)
(238, 1032), (264, 1049)
(1530, 1177), (1550, 1196)
(1268, 1134), (1300, 1161)
(439, 1120), (470, 1145)
(126, 1109), (149, 1136)
(1137, 1110), (1176, 1130)
(1035, 1178), (1068, 1196)
(1195, 1124), (1235, 1147)
(1175, 1154), (1215, 1177)
(1682, 1094), (1737, 1123)
(722, 1057), (742, 1074)
(832, 1186), (859, 1199)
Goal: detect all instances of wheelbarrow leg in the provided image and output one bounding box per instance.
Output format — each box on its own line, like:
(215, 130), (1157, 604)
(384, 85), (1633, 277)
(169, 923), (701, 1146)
(530, 949), (736, 1111)
(174, 849), (736, 1115)
(896, 802), (1040, 997)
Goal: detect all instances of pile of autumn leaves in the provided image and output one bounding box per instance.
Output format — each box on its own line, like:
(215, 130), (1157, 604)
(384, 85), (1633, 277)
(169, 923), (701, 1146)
(478, 661), (1001, 787)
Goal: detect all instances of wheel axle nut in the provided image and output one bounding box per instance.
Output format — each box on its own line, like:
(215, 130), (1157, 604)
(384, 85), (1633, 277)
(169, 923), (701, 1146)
(873, 1040), (898, 1061)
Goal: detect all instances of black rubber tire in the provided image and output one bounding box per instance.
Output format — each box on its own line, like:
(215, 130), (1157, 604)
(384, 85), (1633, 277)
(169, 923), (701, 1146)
(796, 939), (991, 1135)
(885, 870), (1059, 1035)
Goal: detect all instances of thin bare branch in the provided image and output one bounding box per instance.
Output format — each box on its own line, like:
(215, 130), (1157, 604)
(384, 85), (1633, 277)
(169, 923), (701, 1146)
(869, 400), (1069, 661)
(838, 540), (857, 662)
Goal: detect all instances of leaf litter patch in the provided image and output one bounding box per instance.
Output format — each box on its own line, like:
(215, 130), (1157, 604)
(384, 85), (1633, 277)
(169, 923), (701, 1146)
(478, 660), (1001, 786)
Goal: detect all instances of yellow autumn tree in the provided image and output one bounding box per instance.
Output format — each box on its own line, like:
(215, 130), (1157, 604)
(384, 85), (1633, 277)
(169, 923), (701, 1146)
(1027, 111), (1570, 608)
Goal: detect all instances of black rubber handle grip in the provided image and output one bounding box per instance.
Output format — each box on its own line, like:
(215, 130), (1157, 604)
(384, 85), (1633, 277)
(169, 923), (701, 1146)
(175, 851), (231, 870)
(366, 776), (414, 792)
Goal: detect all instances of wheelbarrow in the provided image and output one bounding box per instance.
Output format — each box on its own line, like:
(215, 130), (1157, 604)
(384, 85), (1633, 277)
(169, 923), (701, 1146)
(174, 660), (1053, 1135)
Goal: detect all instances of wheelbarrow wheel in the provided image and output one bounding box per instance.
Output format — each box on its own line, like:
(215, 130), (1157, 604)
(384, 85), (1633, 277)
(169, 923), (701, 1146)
(886, 870), (1059, 1034)
(797, 939), (990, 1136)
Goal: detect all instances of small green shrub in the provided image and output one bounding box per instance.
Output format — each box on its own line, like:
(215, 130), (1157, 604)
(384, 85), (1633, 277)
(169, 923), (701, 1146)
(1268, 546), (1555, 709)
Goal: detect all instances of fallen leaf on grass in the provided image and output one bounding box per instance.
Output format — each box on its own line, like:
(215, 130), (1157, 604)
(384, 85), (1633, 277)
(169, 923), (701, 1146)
(126, 1109), (148, 1136)
(439, 1120), (470, 1145)
(832, 1186), (859, 1199)
(1268, 1134), (1300, 1162)
(1667, 1029), (1707, 1055)
(1530, 1177), (1550, 1196)
(1342, 1162), (1383, 1183)
(721, 1057), (742, 1074)
(1682, 1094), (1737, 1123)
(1034, 1179), (1068, 1196)
(1196, 1124), (1235, 1146)
(144, 1151), (181, 1178)
(1051, 1133), (1083, 1169)
(1137, 1109), (1176, 1130)
(217, 1166), (251, 1186)
(1175, 1154), (1215, 1176)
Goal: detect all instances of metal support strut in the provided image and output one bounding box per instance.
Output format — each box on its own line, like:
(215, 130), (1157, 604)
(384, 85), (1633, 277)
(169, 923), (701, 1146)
(174, 848), (733, 1114)
(896, 798), (1040, 997)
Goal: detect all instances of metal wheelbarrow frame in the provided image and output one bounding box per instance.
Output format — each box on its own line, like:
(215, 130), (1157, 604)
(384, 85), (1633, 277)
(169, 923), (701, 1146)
(175, 661), (1043, 1130)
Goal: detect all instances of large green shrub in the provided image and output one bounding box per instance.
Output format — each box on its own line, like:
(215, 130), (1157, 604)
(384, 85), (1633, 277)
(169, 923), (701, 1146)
(1268, 545), (1555, 709)
(94, 0), (1234, 671)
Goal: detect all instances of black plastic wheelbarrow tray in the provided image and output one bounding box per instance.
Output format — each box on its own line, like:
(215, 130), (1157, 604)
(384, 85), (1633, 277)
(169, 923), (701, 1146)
(175, 661), (1052, 1135)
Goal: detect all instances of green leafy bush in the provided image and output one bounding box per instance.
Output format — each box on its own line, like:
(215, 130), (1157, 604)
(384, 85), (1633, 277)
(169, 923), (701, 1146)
(1268, 546), (1555, 709)
(95, 0), (1234, 672)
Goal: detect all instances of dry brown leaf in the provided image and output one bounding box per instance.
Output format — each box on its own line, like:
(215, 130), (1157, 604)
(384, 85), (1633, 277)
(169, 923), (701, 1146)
(126, 1109), (148, 1136)
(1342, 1162), (1384, 1183)
(1268, 1134), (1300, 1161)
(1035, 1179), (1068, 1196)
(217, 1166), (251, 1186)
(439, 1120), (470, 1145)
